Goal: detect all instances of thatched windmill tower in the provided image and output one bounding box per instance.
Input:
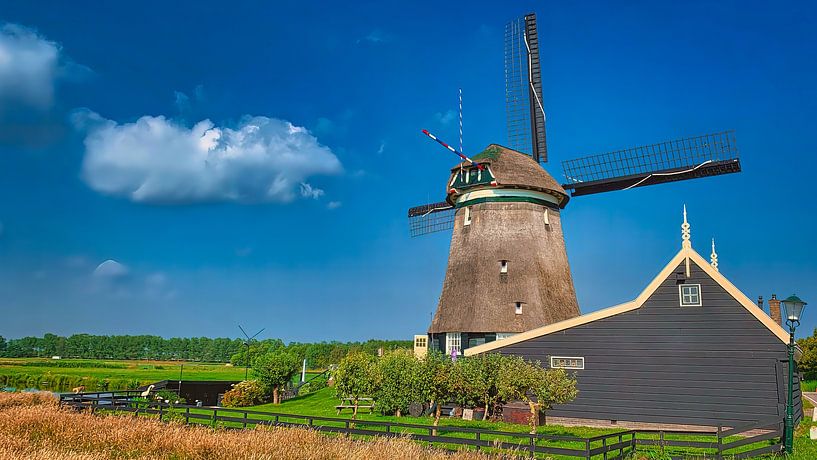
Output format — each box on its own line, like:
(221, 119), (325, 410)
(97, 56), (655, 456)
(409, 13), (742, 357)
(425, 144), (579, 352)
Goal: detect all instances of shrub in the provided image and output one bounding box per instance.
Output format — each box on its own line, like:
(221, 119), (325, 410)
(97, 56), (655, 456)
(298, 376), (327, 395)
(222, 380), (268, 407)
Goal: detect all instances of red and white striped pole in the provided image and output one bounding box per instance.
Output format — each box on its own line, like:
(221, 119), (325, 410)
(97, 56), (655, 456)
(421, 129), (483, 170)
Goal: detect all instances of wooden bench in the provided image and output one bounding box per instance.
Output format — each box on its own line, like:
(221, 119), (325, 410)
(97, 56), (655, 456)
(335, 397), (375, 415)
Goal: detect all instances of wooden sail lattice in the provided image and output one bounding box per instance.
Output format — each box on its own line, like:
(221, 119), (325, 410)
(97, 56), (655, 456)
(561, 131), (741, 197)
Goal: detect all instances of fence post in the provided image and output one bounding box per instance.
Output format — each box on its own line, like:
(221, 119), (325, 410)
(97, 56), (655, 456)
(603, 436), (608, 460)
(475, 432), (481, 451)
(529, 435), (535, 459)
(243, 411), (248, 429)
(159, 403), (164, 422)
(716, 425), (723, 460)
(585, 438), (591, 460)
(212, 408), (217, 427)
(659, 430), (665, 457)
(185, 406), (190, 425)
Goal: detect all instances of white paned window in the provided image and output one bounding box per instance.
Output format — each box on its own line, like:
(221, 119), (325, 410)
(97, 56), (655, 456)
(496, 332), (515, 340)
(414, 336), (427, 348)
(445, 332), (461, 355)
(679, 284), (702, 307)
(550, 356), (585, 370)
(500, 260), (508, 274)
(515, 302), (523, 315)
(464, 207), (472, 226)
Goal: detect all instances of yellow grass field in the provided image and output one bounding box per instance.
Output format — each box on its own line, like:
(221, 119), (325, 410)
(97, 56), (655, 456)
(0, 392), (498, 460)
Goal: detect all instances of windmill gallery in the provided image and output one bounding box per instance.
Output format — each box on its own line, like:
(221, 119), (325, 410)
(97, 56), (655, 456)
(407, 13), (803, 431)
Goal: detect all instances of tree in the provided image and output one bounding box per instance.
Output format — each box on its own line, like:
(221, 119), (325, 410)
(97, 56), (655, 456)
(797, 329), (817, 380)
(0, 336), (6, 357)
(460, 353), (504, 417)
(372, 350), (420, 417)
(496, 356), (578, 433)
(416, 351), (454, 430)
(334, 352), (376, 417)
(253, 351), (300, 404)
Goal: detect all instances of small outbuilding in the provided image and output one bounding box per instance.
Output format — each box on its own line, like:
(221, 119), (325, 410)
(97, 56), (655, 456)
(466, 212), (802, 430)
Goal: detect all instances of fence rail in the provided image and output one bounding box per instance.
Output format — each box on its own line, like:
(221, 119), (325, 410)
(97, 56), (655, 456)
(59, 392), (782, 459)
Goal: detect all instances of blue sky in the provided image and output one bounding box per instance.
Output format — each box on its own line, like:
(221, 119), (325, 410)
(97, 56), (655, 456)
(1, 1), (815, 342)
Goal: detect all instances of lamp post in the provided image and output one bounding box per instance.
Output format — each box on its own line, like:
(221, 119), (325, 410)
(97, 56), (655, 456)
(781, 294), (807, 454)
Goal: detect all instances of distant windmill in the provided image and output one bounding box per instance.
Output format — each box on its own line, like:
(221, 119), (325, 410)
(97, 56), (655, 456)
(409, 12), (742, 354)
(238, 325), (265, 380)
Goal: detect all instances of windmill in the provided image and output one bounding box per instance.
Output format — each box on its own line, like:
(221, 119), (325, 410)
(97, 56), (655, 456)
(409, 12), (741, 355)
(238, 325), (265, 380)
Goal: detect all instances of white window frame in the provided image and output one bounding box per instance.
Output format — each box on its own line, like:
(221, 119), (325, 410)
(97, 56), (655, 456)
(464, 206), (472, 226)
(550, 356), (585, 370)
(515, 302), (523, 315)
(500, 260), (508, 274)
(445, 332), (461, 355)
(495, 332), (515, 340)
(543, 208), (550, 225)
(679, 284), (702, 307)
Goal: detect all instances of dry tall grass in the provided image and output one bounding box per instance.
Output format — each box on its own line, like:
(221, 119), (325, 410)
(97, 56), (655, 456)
(0, 393), (498, 459)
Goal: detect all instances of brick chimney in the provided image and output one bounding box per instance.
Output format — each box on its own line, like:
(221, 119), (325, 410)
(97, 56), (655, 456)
(768, 294), (781, 325)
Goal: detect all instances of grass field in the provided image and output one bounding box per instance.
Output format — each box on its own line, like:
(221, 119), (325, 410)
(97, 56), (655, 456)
(0, 358), (319, 392)
(0, 392), (488, 460)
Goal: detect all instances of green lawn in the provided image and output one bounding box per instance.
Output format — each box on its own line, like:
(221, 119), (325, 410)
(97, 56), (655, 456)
(244, 388), (816, 460)
(0, 358), (320, 392)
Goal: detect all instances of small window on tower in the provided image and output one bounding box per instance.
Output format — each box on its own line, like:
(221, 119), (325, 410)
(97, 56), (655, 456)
(515, 302), (523, 315)
(500, 260), (508, 274)
(464, 207), (472, 226)
(544, 208), (550, 226)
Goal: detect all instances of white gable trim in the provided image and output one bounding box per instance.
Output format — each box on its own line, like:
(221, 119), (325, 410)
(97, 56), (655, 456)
(465, 248), (789, 357)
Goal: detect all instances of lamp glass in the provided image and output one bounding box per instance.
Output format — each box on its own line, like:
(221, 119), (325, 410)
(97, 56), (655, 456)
(782, 295), (806, 322)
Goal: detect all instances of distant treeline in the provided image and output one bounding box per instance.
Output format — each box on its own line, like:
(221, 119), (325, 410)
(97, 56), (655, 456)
(0, 334), (412, 368)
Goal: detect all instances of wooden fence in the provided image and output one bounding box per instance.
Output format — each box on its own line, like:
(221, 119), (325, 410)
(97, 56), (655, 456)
(59, 392), (782, 459)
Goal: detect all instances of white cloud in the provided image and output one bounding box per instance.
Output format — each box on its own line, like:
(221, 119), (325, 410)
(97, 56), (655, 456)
(76, 112), (343, 204)
(434, 109), (456, 125)
(358, 30), (387, 44)
(327, 201), (342, 210)
(299, 182), (324, 199)
(377, 142), (385, 155)
(92, 259), (129, 280)
(0, 24), (61, 110)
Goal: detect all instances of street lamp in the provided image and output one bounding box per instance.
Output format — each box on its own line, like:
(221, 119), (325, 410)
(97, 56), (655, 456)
(781, 294), (807, 454)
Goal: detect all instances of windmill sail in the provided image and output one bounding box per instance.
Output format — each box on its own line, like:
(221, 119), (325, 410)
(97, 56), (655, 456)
(505, 13), (547, 163)
(408, 202), (455, 237)
(561, 131), (741, 197)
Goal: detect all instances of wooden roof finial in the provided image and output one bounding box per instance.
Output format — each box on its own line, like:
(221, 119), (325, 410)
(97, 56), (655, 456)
(710, 238), (719, 271)
(681, 204), (691, 249)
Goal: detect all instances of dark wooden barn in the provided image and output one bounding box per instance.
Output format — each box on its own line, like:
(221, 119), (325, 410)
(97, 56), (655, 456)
(465, 242), (802, 430)
(139, 380), (240, 406)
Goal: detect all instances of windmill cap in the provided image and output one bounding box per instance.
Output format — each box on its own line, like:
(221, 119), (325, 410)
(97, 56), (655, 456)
(448, 144), (569, 207)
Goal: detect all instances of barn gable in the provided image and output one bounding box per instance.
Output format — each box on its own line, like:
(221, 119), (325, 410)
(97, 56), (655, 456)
(464, 246), (801, 427)
(466, 246), (790, 357)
